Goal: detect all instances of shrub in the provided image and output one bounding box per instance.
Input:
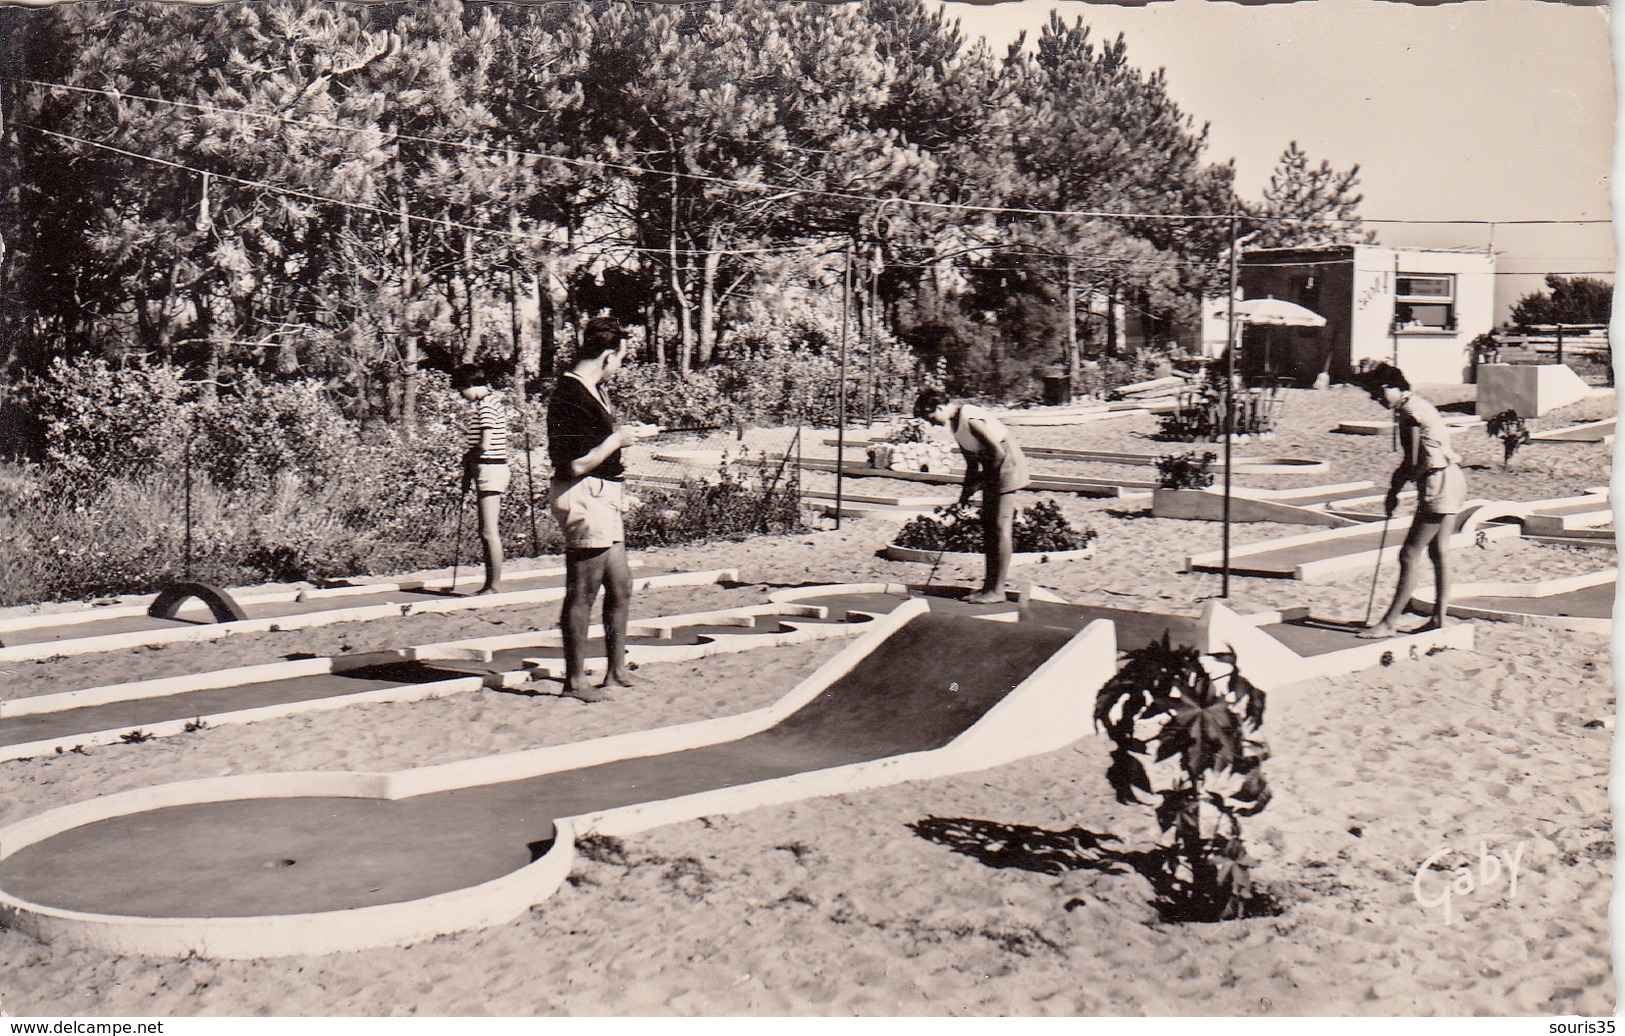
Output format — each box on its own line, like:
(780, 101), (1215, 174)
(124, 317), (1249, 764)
(608, 363), (739, 431)
(626, 446), (805, 547)
(1156, 385), (1280, 442)
(23, 356), (191, 496)
(715, 318), (922, 427)
(893, 499), (1094, 554)
(191, 378), (359, 492)
(1156, 451), (1217, 490)
(1074, 354), (1170, 401)
(1094, 636), (1272, 922)
(1485, 408), (1531, 468)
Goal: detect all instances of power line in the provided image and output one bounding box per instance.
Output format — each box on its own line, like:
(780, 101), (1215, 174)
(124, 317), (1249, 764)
(11, 77), (1613, 229)
(11, 121), (822, 260)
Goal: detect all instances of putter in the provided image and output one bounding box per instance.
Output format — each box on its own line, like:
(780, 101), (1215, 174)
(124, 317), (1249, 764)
(1363, 511), (1394, 626)
(922, 501), (963, 594)
(449, 482), (471, 594)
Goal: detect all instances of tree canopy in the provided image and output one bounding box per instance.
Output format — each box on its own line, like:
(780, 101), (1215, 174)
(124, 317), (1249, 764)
(0, 0), (1372, 407)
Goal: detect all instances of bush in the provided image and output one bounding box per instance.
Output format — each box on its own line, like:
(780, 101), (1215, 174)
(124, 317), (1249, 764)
(1156, 451), (1217, 490)
(1095, 637), (1274, 922)
(23, 356), (191, 496)
(893, 499), (1094, 554)
(626, 446), (805, 547)
(191, 378), (359, 492)
(1485, 408), (1531, 468)
(608, 363), (739, 431)
(715, 318), (922, 427)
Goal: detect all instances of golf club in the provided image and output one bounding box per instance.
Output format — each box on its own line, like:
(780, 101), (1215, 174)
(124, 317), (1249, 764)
(1364, 510), (1394, 626)
(449, 481), (470, 594)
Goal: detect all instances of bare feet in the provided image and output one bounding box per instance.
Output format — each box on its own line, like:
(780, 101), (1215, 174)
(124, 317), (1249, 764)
(603, 667), (640, 689)
(566, 681), (611, 703)
(472, 585), (502, 596)
(1408, 618), (1447, 634)
(963, 590), (1006, 604)
(1355, 623), (1396, 640)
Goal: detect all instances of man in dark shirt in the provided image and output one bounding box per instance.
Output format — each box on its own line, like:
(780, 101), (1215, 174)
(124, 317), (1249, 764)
(546, 316), (641, 702)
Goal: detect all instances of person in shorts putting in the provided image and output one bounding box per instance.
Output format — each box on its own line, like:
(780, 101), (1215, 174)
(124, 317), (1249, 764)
(453, 364), (509, 595)
(914, 387), (1030, 604)
(547, 317), (642, 702)
(1353, 362), (1468, 637)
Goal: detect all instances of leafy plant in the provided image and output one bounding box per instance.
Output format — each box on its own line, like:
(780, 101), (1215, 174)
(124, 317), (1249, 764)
(625, 445), (805, 548)
(1485, 408), (1531, 467)
(1156, 451), (1217, 490)
(1469, 332), (1501, 366)
(1156, 384), (1281, 442)
(120, 730), (153, 744)
(894, 499), (1094, 554)
(1094, 636), (1271, 922)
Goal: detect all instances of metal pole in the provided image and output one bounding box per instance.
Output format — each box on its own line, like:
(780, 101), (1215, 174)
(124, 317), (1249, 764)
(1222, 214), (1239, 599)
(183, 424), (194, 582)
(835, 241), (851, 529)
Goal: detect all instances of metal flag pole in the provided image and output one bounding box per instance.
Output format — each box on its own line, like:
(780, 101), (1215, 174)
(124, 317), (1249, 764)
(1222, 213), (1240, 599)
(835, 240), (852, 530)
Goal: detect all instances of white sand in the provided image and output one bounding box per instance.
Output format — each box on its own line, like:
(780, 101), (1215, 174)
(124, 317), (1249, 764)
(0, 385), (1612, 1016)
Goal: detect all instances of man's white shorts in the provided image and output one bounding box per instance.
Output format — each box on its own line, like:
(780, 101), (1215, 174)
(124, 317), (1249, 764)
(547, 475), (626, 549)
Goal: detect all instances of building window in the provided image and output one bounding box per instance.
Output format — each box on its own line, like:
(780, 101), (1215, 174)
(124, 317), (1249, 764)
(1393, 274), (1456, 331)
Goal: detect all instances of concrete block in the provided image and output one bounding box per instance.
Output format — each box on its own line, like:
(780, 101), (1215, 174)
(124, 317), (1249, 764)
(1475, 364), (1592, 418)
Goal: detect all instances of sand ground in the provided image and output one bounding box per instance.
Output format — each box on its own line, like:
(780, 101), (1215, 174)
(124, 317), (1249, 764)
(0, 384), (1614, 1016)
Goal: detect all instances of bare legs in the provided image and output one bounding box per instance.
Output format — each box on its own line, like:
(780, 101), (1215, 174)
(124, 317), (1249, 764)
(473, 491), (504, 595)
(965, 489), (1016, 604)
(561, 541), (637, 700)
(1359, 511), (1456, 637)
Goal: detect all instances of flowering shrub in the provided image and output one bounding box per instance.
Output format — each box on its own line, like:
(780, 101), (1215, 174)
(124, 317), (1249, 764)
(1485, 409), (1531, 468)
(1156, 451), (1217, 490)
(626, 446), (804, 547)
(715, 318), (922, 426)
(893, 499), (1094, 554)
(191, 379), (358, 492)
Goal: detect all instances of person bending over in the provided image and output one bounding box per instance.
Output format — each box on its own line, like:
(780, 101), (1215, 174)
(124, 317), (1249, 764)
(453, 363), (509, 595)
(1353, 362), (1467, 638)
(914, 387), (1031, 604)
(546, 317), (642, 702)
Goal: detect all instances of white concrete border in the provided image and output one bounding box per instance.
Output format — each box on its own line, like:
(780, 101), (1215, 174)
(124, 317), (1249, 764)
(0, 569), (736, 664)
(1184, 516), (1521, 583)
(0, 599), (1120, 959)
(1196, 601), (1475, 690)
(879, 543), (1096, 565)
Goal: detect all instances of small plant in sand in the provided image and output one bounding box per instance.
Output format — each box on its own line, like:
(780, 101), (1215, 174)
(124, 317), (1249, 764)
(894, 499), (1094, 554)
(1094, 636), (1272, 922)
(1155, 451), (1217, 490)
(1485, 409), (1531, 468)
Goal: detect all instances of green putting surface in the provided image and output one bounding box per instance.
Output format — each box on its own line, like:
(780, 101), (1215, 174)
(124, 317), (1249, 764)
(0, 574), (574, 649)
(1455, 581), (1615, 619)
(0, 614), (1076, 918)
(1192, 527), (1394, 577)
(0, 662), (479, 749)
(1, 612), (876, 751)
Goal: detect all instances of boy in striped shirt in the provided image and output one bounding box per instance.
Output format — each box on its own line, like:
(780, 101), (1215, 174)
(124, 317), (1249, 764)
(453, 364), (510, 595)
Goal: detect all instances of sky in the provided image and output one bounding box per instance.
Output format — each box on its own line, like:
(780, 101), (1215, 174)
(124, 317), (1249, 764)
(937, 0), (1616, 320)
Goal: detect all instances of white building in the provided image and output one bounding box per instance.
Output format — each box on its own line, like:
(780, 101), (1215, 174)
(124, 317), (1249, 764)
(1201, 244), (1497, 385)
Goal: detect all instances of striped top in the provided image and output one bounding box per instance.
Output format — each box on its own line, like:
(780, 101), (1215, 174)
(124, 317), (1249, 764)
(466, 391), (509, 463)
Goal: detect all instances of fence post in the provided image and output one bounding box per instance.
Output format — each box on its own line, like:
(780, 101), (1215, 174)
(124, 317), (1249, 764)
(1555, 324), (1565, 366)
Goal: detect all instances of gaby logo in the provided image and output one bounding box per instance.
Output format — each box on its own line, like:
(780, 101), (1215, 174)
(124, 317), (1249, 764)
(1412, 840), (1526, 925)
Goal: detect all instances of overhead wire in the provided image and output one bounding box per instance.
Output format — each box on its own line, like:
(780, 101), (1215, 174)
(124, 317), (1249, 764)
(8, 76), (1614, 230)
